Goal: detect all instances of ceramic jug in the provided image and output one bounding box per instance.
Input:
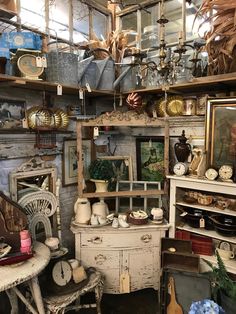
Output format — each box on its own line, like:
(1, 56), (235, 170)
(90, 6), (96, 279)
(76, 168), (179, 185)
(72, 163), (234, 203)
(174, 130), (191, 162)
(92, 198), (109, 218)
(74, 197), (91, 224)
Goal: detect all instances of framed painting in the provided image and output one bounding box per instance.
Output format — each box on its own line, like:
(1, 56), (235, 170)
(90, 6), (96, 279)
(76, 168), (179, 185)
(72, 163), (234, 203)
(205, 98), (236, 168)
(136, 137), (165, 182)
(62, 138), (92, 186)
(62, 139), (77, 186)
(0, 98), (26, 129)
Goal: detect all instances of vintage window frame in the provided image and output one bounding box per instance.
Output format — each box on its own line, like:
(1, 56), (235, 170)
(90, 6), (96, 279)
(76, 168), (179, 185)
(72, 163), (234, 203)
(205, 98), (236, 169)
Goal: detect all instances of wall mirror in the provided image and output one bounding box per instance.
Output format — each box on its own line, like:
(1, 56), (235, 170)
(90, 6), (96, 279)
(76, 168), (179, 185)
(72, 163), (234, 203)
(9, 158), (58, 239)
(9, 157), (57, 201)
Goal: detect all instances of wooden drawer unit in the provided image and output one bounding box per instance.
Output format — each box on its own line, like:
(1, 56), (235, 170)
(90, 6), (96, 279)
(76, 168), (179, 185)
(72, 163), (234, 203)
(72, 223), (169, 294)
(81, 229), (161, 249)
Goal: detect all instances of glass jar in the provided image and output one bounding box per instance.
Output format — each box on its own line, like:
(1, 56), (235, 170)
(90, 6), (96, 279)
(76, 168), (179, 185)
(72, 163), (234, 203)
(183, 97), (196, 115)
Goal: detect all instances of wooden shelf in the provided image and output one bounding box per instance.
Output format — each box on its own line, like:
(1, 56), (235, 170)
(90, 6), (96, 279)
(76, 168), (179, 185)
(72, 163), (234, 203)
(177, 224), (236, 244)
(200, 254), (236, 275)
(0, 74), (117, 97)
(122, 72), (236, 95)
(2, 72), (236, 97)
(81, 189), (164, 198)
(0, 128), (73, 134)
(176, 201), (236, 217)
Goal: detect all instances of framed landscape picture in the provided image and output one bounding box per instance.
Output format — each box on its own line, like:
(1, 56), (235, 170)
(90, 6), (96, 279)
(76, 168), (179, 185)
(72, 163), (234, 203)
(136, 137), (165, 182)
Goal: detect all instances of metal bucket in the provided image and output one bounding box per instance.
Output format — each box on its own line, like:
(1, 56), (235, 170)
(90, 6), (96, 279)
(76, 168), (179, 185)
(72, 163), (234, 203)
(45, 51), (78, 86)
(98, 58), (115, 91)
(119, 56), (137, 92)
(80, 57), (115, 90)
(119, 64), (137, 92)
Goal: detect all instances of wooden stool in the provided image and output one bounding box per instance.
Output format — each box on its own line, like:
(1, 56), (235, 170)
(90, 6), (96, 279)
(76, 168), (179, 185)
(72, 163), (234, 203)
(43, 269), (104, 314)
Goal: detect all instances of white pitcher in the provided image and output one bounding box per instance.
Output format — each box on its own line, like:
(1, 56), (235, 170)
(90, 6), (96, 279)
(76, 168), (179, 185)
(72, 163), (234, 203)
(74, 197), (91, 224)
(92, 198), (109, 218)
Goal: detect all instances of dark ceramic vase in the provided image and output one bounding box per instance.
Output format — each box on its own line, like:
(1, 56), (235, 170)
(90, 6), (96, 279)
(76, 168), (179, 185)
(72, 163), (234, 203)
(174, 130), (191, 162)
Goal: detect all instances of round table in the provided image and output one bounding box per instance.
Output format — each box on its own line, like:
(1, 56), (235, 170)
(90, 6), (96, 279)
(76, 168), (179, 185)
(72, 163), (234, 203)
(0, 241), (50, 314)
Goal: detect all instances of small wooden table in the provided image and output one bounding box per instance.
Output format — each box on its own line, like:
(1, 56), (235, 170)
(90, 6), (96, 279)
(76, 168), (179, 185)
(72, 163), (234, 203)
(0, 241), (50, 314)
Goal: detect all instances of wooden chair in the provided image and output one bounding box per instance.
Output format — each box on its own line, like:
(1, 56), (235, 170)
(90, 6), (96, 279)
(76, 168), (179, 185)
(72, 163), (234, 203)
(18, 190), (104, 314)
(43, 268), (104, 314)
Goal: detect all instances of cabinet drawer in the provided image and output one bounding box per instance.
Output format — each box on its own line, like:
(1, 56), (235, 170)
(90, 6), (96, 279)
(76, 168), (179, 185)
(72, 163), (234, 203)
(81, 230), (163, 248)
(81, 249), (120, 269)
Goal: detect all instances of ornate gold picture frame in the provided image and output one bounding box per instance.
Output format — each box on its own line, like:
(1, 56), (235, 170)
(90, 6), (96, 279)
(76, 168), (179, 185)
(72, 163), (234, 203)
(205, 98), (236, 168)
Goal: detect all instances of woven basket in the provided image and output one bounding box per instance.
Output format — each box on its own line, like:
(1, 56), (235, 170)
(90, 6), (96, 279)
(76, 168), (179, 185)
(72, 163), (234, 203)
(127, 214), (148, 225)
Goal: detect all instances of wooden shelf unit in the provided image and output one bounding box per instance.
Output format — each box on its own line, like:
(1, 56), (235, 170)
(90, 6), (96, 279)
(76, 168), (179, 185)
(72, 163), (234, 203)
(0, 74), (117, 97)
(1, 71), (236, 97)
(122, 72), (236, 95)
(77, 112), (169, 198)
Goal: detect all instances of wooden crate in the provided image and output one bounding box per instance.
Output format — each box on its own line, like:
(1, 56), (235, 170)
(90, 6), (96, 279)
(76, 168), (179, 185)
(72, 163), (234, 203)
(161, 237), (192, 254)
(162, 251), (200, 273)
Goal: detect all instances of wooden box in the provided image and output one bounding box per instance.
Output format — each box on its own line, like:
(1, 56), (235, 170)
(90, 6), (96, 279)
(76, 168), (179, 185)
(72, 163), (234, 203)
(161, 237), (192, 254)
(162, 251), (200, 273)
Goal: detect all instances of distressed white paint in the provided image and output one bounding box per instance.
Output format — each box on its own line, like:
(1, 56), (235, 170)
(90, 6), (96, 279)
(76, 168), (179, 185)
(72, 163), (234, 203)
(72, 223), (168, 294)
(0, 242), (50, 314)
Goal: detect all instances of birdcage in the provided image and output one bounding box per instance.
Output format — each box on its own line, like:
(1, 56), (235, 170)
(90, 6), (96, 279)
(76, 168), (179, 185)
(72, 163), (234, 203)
(35, 130), (57, 149)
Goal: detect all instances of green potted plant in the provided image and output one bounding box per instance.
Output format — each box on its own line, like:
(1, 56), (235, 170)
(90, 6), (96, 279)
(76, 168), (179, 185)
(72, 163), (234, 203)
(89, 159), (115, 192)
(203, 250), (236, 314)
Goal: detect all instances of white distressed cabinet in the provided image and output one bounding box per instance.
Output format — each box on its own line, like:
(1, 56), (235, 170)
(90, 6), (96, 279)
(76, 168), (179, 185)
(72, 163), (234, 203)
(72, 223), (168, 293)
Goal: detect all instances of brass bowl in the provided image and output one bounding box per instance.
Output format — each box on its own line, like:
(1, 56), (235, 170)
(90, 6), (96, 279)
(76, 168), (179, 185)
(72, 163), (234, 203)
(27, 107), (51, 129)
(54, 109), (69, 128)
(166, 96), (184, 116)
(27, 106), (51, 129)
(155, 97), (167, 117)
(51, 110), (62, 128)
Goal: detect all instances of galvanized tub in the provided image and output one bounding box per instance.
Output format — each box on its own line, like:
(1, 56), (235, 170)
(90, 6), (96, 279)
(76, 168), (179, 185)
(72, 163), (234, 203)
(45, 51), (78, 86)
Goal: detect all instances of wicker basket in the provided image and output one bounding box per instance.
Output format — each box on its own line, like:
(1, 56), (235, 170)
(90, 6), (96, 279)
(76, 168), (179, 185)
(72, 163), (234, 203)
(127, 213), (149, 225)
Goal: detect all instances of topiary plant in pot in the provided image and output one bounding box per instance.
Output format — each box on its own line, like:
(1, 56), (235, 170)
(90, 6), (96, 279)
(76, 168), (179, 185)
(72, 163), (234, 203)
(203, 250), (236, 314)
(89, 159), (115, 192)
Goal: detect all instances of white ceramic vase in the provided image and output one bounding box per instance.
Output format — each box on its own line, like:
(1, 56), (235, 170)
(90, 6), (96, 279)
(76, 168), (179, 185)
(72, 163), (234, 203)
(74, 197), (91, 224)
(92, 199), (109, 218)
(90, 179), (109, 193)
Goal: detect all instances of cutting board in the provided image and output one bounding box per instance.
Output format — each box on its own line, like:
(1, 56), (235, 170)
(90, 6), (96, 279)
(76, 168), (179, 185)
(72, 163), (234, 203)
(167, 276), (183, 314)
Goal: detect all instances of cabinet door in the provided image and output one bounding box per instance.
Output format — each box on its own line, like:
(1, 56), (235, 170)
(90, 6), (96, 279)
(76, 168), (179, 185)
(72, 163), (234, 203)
(123, 246), (160, 292)
(80, 248), (121, 293)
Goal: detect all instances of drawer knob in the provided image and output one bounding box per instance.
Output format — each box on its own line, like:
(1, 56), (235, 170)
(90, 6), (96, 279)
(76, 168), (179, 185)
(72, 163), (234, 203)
(87, 236), (102, 244)
(141, 234), (152, 243)
(95, 254), (107, 265)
